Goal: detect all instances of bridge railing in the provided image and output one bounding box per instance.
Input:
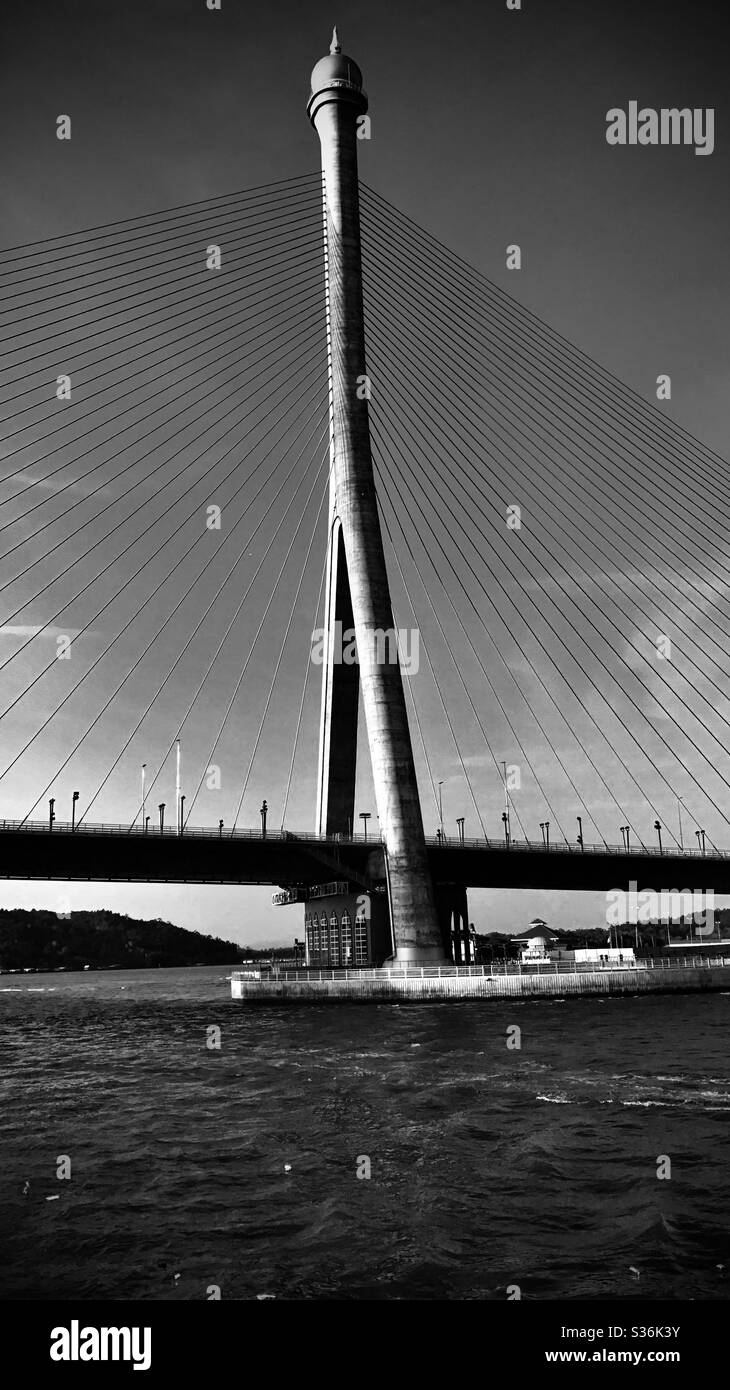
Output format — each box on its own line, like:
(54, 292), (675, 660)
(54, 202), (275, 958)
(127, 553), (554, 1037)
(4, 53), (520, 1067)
(0, 818), (725, 859)
(425, 835), (725, 857)
(0, 818), (374, 843)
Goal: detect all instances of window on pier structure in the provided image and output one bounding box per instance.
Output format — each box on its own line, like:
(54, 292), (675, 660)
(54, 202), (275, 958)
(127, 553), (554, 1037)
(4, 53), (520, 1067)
(354, 914), (369, 966)
(329, 912), (340, 966)
(310, 913), (321, 963)
(341, 911), (352, 964)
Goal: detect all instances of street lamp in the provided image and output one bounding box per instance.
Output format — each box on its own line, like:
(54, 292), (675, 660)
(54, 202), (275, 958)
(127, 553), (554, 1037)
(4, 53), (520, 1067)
(144, 816), (150, 835)
(159, 803), (165, 835)
(654, 820), (663, 854)
(260, 800), (268, 838)
(71, 790), (79, 832)
(141, 763), (146, 830)
(501, 811), (510, 847)
(677, 796), (684, 850)
(219, 819), (224, 838)
(175, 739), (181, 839)
(359, 812), (371, 841)
(179, 795), (186, 835)
(438, 781), (444, 839)
(576, 815), (584, 851)
(500, 760), (512, 845)
(456, 816), (465, 846)
(49, 798), (55, 832)
(696, 828), (706, 855)
(540, 821), (550, 850)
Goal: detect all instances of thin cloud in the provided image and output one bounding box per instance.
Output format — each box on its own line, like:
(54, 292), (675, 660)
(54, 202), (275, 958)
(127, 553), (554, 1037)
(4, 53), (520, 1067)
(0, 624), (83, 638)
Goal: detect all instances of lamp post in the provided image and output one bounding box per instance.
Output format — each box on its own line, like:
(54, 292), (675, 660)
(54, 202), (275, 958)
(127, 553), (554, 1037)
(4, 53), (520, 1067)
(359, 812), (371, 841)
(438, 781), (444, 840)
(677, 796), (684, 850)
(141, 763), (146, 831)
(696, 828), (706, 855)
(456, 816), (465, 846)
(144, 816), (150, 835)
(179, 795), (186, 835)
(654, 819), (662, 854)
(49, 798), (55, 832)
(576, 815), (583, 851)
(501, 760), (511, 845)
(260, 800), (268, 839)
(159, 803), (165, 835)
(71, 790), (79, 832)
(540, 821), (550, 850)
(219, 819), (224, 838)
(175, 739), (181, 839)
(501, 811), (509, 847)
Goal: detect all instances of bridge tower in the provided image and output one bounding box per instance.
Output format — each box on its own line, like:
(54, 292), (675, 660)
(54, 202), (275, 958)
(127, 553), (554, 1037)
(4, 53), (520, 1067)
(308, 30), (447, 965)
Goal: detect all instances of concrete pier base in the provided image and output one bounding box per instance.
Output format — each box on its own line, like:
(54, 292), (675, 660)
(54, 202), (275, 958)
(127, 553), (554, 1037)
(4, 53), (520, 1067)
(392, 944), (452, 967)
(231, 961), (730, 1004)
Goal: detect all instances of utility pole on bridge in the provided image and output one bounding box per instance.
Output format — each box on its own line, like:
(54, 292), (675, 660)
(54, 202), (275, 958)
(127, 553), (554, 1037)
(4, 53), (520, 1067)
(308, 29), (447, 965)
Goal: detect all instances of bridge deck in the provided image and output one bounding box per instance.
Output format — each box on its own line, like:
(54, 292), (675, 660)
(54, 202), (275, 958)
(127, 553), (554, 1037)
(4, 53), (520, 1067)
(0, 821), (726, 891)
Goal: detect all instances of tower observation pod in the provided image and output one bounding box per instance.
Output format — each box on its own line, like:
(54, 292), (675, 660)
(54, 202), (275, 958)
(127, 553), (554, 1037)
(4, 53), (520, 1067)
(308, 30), (448, 965)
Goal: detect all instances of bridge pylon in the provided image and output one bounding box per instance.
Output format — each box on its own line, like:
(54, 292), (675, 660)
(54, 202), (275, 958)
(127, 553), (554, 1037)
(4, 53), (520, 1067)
(308, 30), (447, 965)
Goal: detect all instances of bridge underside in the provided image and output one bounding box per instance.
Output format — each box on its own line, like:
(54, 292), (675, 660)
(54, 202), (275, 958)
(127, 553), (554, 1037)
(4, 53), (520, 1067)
(0, 829), (725, 893)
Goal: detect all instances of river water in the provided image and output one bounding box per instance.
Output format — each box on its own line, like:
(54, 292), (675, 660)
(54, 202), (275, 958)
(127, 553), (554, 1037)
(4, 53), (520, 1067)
(1, 967), (729, 1301)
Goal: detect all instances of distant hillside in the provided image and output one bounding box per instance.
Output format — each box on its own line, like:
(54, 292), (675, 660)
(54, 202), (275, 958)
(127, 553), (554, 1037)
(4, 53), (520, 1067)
(0, 909), (243, 972)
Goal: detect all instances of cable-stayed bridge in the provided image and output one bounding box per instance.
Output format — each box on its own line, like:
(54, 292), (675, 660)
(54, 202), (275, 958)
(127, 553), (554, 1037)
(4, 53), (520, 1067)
(2, 33), (729, 964)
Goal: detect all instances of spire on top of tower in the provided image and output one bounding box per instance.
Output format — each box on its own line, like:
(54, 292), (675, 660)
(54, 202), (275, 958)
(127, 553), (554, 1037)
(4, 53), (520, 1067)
(308, 26), (365, 111)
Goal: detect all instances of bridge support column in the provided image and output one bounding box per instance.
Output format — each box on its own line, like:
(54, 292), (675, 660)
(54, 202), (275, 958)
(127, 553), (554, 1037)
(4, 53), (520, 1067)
(308, 31), (446, 965)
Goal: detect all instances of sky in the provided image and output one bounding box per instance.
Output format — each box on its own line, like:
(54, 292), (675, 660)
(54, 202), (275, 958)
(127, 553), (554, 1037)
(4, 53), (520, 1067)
(1, 0), (728, 945)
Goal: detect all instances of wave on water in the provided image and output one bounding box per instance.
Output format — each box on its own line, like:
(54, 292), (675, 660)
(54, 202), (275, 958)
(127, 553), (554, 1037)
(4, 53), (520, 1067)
(3, 970), (730, 1301)
(0, 986), (56, 993)
(526, 1065), (730, 1112)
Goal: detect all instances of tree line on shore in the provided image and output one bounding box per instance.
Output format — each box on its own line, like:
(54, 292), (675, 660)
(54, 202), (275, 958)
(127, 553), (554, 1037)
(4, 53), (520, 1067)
(0, 909), (243, 971)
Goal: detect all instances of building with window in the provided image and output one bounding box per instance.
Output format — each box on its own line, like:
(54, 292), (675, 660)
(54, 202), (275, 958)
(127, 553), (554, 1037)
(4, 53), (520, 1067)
(510, 920), (560, 962)
(551, 945), (636, 967)
(302, 882), (391, 966)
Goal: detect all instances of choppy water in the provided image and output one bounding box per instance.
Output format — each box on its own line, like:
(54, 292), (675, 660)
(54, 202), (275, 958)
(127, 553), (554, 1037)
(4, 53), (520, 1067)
(1, 968), (729, 1300)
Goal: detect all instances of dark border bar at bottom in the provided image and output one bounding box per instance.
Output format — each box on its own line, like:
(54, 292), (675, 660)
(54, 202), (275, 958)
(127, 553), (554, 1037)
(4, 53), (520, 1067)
(0, 1297), (719, 1379)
